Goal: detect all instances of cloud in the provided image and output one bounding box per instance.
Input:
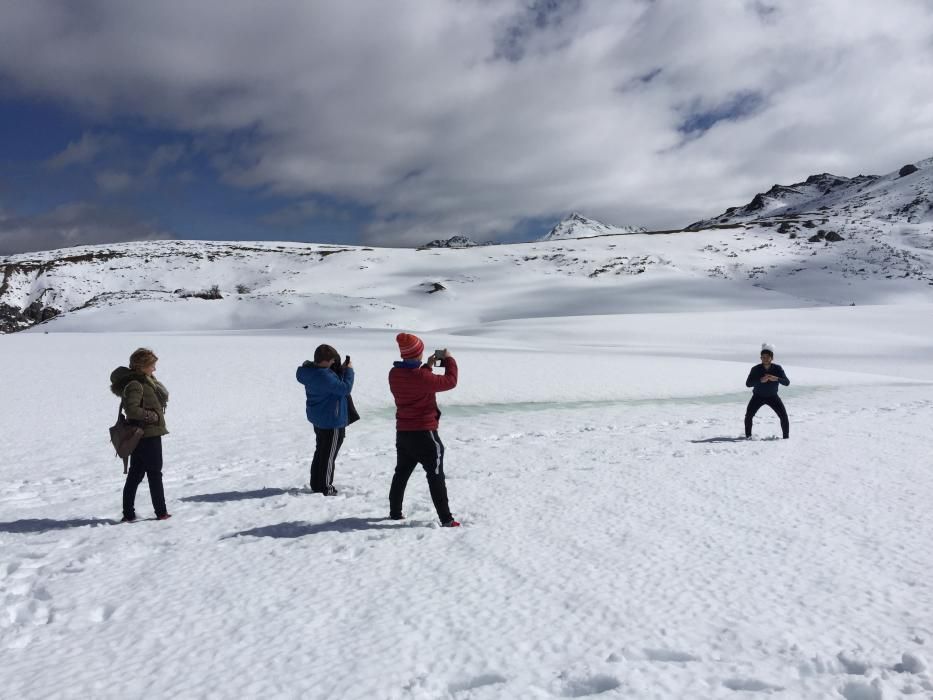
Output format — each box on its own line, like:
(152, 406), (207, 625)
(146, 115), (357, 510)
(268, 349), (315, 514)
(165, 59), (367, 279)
(143, 143), (187, 178)
(95, 170), (133, 192)
(45, 132), (117, 170)
(259, 199), (354, 227)
(0, 203), (174, 255)
(2, 0), (933, 244)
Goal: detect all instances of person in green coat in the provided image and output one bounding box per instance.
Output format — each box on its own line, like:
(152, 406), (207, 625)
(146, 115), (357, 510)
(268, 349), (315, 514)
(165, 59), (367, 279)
(109, 348), (171, 522)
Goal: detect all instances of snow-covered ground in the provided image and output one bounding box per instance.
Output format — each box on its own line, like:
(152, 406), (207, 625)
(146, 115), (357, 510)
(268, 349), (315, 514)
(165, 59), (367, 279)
(2, 301), (932, 698)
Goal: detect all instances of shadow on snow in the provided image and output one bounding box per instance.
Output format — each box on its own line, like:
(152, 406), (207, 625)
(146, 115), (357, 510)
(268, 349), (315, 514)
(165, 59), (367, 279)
(0, 518), (117, 533)
(690, 435), (782, 443)
(180, 487), (294, 503)
(223, 517), (423, 540)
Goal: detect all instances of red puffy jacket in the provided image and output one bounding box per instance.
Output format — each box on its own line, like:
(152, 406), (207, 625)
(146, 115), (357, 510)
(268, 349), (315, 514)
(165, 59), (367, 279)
(388, 357), (458, 431)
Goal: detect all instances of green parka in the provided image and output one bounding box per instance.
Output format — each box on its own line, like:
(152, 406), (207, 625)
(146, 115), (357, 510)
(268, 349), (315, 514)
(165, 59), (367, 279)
(109, 367), (170, 438)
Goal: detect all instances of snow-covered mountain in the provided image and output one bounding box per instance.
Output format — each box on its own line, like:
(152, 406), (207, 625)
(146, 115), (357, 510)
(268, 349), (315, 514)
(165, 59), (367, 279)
(540, 212), (647, 240)
(2, 156), (933, 333)
(421, 235), (480, 249)
(687, 156), (933, 230)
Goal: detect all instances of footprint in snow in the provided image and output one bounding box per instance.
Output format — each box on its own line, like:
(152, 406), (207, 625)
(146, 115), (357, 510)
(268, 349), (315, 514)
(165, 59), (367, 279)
(553, 674), (621, 697)
(88, 604), (116, 623)
(8, 594), (52, 626)
(448, 673), (507, 694)
(643, 648), (700, 663)
(839, 679), (884, 700)
(722, 677), (784, 693)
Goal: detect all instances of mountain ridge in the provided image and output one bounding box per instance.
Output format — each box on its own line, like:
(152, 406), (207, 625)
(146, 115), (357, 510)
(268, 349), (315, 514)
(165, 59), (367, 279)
(3, 156), (932, 333)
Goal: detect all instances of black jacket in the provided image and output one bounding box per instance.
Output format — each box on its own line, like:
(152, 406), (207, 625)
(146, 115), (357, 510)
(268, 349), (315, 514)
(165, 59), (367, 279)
(746, 363), (789, 398)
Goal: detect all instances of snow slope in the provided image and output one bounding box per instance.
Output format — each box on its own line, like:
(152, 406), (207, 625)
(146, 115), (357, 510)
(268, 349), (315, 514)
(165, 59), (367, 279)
(2, 207), (932, 335)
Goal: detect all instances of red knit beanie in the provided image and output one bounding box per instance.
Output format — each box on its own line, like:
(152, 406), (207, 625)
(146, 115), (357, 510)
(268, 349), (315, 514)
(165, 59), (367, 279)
(396, 332), (424, 359)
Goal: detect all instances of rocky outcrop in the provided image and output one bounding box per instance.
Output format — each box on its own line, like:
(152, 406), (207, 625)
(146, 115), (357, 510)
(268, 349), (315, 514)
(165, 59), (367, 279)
(423, 235), (479, 249)
(0, 300), (61, 333)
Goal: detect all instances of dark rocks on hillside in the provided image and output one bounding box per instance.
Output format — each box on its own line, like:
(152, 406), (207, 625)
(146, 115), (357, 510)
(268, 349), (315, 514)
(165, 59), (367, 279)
(0, 301), (61, 333)
(423, 235), (478, 249)
(427, 282), (446, 293)
(804, 173), (847, 189)
(179, 285), (223, 300)
(748, 194), (767, 211)
(777, 222), (794, 234)
(806, 230), (843, 243)
(899, 164), (919, 177)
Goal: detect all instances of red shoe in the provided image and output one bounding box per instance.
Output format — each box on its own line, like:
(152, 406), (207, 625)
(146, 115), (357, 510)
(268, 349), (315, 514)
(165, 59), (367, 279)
(441, 519), (461, 528)
(156, 514), (172, 521)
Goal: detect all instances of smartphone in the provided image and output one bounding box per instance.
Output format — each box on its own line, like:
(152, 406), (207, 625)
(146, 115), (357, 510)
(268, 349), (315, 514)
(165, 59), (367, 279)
(344, 355), (351, 365)
(434, 348), (447, 358)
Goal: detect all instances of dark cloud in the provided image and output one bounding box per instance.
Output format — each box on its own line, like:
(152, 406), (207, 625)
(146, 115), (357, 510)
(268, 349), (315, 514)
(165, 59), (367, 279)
(0, 203), (174, 256)
(1, 0), (932, 245)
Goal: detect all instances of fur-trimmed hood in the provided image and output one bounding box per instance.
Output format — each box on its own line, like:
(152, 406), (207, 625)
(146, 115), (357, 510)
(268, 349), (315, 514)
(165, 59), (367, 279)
(109, 366), (169, 405)
(110, 366), (147, 396)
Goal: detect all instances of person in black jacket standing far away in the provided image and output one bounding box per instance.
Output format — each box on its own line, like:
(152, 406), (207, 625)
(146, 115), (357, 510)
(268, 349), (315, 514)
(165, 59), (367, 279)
(745, 342), (790, 439)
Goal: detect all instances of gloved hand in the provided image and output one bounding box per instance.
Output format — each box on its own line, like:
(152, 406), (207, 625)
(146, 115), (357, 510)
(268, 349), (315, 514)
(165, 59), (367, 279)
(142, 409), (160, 425)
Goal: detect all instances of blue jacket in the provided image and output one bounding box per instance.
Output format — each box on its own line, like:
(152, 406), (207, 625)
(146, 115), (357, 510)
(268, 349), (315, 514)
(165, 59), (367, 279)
(746, 363), (789, 398)
(296, 363), (355, 428)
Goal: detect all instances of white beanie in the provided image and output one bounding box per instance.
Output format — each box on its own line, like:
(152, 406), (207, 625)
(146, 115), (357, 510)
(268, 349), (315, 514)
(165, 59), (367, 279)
(761, 342), (775, 355)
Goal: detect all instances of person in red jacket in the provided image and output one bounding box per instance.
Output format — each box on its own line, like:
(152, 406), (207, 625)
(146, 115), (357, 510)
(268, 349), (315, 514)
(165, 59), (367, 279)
(388, 332), (460, 527)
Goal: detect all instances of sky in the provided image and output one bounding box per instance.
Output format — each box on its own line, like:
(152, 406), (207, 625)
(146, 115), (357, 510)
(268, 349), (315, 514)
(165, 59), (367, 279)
(1, 0), (932, 255)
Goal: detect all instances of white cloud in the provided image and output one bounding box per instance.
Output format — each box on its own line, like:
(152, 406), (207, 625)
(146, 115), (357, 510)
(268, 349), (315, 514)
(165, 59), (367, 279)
(3, 0), (933, 245)
(0, 203), (173, 255)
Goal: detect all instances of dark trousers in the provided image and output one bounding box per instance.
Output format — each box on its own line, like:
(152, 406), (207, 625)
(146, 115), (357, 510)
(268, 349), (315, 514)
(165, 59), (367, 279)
(745, 395), (789, 438)
(123, 436), (167, 518)
(389, 430), (452, 523)
(311, 427), (345, 493)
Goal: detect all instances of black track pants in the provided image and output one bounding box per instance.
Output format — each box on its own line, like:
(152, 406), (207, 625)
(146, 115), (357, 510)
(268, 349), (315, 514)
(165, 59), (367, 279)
(123, 436), (167, 518)
(389, 430), (452, 523)
(745, 395), (789, 438)
(311, 427), (345, 493)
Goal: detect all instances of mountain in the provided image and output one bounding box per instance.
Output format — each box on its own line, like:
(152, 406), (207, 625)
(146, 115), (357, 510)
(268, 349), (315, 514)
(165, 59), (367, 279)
(687, 157), (933, 230)
(3, 156), (933, 333)
(422, 235), (479, 249)
(540, 213), (647, 241)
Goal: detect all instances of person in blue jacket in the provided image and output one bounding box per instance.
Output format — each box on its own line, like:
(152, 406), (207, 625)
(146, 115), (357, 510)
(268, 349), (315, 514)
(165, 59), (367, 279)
(296, 344), (355, 495)
(745, 342), (790, 439)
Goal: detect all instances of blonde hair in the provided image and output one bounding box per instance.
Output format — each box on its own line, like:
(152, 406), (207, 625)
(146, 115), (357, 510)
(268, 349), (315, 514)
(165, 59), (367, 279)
(129, 348), (159, 371)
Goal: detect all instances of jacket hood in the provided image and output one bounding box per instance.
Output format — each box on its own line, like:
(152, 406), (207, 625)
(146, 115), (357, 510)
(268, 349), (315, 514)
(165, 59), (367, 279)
(110, 366), (147, 396)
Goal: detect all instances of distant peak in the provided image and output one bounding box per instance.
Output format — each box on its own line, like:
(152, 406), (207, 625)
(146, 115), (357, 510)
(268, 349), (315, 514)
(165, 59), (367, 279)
(422, 235), (479, 249)
(541, 212), (646, 241)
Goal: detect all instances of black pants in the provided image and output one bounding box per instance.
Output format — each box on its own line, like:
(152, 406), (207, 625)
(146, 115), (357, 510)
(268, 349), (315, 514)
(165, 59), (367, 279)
(745, 395), (789, 438)
(389, 430), (452, 523)
(123, 436), (167, 518)
(311, 427), (345, 494)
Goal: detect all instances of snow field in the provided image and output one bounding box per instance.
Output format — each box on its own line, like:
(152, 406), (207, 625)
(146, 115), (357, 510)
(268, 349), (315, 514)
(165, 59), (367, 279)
(1, 310), (932, 699)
